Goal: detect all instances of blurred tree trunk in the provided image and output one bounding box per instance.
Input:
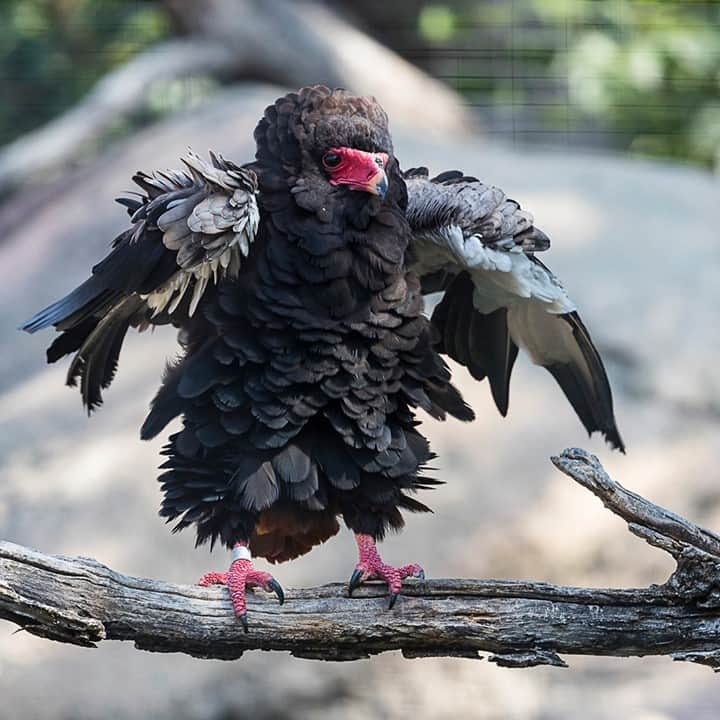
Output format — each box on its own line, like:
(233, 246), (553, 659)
(0, 0), (472, 197)
(160, 0), (470, 128)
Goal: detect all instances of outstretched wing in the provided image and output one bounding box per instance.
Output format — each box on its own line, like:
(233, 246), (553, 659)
(20, 151), (259, 411)
(404, 167), (624, 451)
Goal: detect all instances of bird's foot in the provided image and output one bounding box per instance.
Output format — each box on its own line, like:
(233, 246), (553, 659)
(198, 544), (284, 631)
(348, 533), (424, 609)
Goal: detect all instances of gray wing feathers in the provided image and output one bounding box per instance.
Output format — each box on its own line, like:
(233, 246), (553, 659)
(405, 168), (549, 252)
(134, 151), (259, 316)
(20, 150), (259, 412)
(406, 168), (624, 451)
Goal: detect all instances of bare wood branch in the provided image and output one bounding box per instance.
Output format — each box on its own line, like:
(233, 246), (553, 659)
(552, 448), (720, 559)
(2, 449), (720, 669)
(0, 0), (472, 195)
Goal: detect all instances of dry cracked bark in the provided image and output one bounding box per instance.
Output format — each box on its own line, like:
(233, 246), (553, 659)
(1, 448), (719, 669)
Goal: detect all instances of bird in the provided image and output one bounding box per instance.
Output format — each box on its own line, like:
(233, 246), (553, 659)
(20, 85), (623, 628)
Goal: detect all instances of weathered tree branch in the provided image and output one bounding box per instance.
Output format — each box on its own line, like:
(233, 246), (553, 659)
(1, 448), (719, 669)
(0, 0), (472, 195)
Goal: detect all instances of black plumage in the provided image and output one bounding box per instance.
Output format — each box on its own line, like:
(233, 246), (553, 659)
(21, 86), (623, 567)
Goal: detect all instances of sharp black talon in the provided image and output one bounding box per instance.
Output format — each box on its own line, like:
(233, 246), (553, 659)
(388, 592), (399, 610)
(239, 613), (249, 633)
(348, 568), (363, 597)
(267, 578), (285, 605)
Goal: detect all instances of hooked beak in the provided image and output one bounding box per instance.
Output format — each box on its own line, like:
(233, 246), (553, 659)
(367, 169), (388, 199)
(328, 149), (389, 199)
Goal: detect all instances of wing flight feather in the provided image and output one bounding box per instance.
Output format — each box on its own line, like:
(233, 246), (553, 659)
(405, 167), (624, 451)
(20, 151), (260, 410)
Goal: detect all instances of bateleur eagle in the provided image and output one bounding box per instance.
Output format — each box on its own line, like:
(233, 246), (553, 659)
(21, 86), (623, 626)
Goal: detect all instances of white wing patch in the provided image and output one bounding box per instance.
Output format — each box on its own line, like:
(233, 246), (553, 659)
(506, 301), (592, 381)
(142, 248), (244, 318)
(416, 225), (576, 315)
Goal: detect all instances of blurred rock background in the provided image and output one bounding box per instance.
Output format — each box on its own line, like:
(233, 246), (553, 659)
(0, 1), (718, 718)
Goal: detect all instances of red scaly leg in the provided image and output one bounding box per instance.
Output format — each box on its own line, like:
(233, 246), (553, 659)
(199, 542), (284, 632)
(348, 533), (424, 609)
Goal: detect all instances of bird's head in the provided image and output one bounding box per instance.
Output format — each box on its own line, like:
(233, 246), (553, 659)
(254, 86), (403, 219)
(321, 146), (389, 199)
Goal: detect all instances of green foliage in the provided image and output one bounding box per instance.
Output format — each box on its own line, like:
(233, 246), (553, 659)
(418, 0), (720, 168)
(0, 0), (169, 146)
(1, 0), (717, 169)
(419, 5), (458, 43)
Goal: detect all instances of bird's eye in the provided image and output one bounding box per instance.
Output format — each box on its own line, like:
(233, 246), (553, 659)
(374, 156), (384, 167)
(322, 152), (342, 169)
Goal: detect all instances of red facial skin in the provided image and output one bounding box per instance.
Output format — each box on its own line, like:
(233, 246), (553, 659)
(324, 147), (389, 196)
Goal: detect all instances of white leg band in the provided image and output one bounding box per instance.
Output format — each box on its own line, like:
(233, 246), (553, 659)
(231, 545), (252, 563)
